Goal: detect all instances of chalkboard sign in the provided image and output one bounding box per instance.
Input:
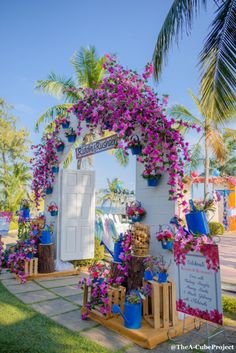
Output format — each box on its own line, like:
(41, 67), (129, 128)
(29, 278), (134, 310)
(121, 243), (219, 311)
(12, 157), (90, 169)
(174, 243), (223, 325)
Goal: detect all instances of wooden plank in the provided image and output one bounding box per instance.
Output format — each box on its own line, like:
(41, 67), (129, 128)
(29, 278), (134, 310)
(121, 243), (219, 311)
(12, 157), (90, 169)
(163, 285), (169, 329)
(153, 283), (160, 329)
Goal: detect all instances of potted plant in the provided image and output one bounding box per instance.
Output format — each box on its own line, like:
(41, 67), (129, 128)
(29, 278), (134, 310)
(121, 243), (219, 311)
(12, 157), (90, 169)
(126, 201), (146, 223)
(48, 202), (58, 216)
(60, 116), (70, 129)
(40, 225), (52, 244)
(156, 256), (171, 283)
(55, 138), (65, 152)
(142, 171), (162, 187)
(124, 291), (142, 329)
(156, 225), (174, 251)
(127, 135), (142, 155)
(65, 127), (77, 143)
(143, 256), (157, 280)
(45, 183), (53, 195)
(20, 199), (30, 219)
(51, 163), (59, 173)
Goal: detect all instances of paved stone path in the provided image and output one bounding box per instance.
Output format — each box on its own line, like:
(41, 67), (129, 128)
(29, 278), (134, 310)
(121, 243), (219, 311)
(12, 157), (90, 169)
(1, 269), (236, 352)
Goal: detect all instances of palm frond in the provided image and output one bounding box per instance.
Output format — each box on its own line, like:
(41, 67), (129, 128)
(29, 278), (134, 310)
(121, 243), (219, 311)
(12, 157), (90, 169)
(63, 139), (81, 168)
(35, 103), (73, 132)
(35, 73), (76, 100)
(189, 143), (202, 170)
(168, 104), (202, 126)
(199, 0), (236, 122)
(153, 0), (207, 80)
(207, 128), (228, 163)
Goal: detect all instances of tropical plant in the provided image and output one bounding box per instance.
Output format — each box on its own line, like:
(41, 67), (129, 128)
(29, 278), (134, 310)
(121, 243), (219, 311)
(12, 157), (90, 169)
(168, 89), (236, 195)
(153, 0), (236, 122)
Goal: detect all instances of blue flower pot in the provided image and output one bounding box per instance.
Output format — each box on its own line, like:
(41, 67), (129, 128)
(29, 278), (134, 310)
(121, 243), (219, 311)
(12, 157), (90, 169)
(67, 135), (76, 143)
(186, 211), (210, 235)
(22, 208), (30, 219)
(50, 211), (58, 216)
(32, 230), (38, 236)
(158, 272), (168, 283)
(144, 270), (153, 280)
(52, 166), (59, 173)
(46, 187), (53, 195)
(62, 122), (70, 129)
(85, 118), (91, 124)
(130, 146), (142, 155)
(26, 253), (33, 259)
(56, 144), (65, 152)
(113, 240), (123, 263)
(147, 176), (161, 187)
(161, 241), (173, 251)
(40, 230), (51, 244)
(124, 301), (142, 329)
(131, 215), (141, 223)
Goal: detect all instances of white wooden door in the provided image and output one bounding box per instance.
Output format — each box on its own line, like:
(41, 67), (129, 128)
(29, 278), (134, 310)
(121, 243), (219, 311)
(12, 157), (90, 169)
(60, 170), (95, 261)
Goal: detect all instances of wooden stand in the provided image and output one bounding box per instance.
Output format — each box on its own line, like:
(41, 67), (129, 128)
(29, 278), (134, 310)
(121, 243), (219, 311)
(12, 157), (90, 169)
(127, 256), (145, 291)
(24, 257), (38, 276)
(143, 279), (177, 329)
(38, 243), (55, 273)
(131, 223), (150, 257)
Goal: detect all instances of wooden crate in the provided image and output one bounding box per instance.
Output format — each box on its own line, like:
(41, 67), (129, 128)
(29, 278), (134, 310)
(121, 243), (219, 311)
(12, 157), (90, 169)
(83, 284), (126, 320)
(31, 218), (45, 230)
(143, 279), (177, 329)
(24, 257), (38, 276)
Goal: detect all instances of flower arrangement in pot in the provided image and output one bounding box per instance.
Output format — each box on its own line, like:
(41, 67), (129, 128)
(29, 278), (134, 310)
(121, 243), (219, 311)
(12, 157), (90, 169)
(123, 290), (142, 329)
(51, 163), (59, 173)
(48, 202), (58, 216)
(65, 127), (77, 143)
(127, 135), (142, 155)
(156, 255), (171, 283)
(142, 170), (162, 187)
(45, 182), (53, 195)
(59, 116), (70, 129)
(55, 138), (65, 152)
(126, 201), (146, 223)
(143, 256), (157, 280)
(156, 225), (175, 251)
(20, 199), (30, 219)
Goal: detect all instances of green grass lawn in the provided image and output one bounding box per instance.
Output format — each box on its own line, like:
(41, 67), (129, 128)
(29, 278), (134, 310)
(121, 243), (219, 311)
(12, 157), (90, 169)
(0, 282), (112, 353)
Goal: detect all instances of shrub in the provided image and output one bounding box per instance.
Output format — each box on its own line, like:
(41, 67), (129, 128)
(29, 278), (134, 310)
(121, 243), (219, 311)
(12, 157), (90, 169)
(209, 222), (224, 236)
(222, 296), (236, 314)
(72, 238), (105, 268)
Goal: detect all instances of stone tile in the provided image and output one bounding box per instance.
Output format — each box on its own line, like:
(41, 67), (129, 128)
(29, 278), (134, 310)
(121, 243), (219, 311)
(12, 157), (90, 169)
(15, 290), (58, 304)
(80, 326), (131, 350)
(51, 285), (82, 297)
(38, 277), (79, 288)
(66, 293), (84, 306)
(0, 271), (15, 280)
(2, 278), (20, 286)
(31, 298), (78, 316)
(52, 310), (98, 331)
(5, 282), (43, 294)
(36, 275), (79, 282)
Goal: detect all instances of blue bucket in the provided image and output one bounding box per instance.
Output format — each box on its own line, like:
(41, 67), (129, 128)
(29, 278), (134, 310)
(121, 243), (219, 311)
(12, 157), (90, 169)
(131, 146), (142, 155)
(40, 230), (51, 244)
(62, 122), (70, 129)
(158, 272), (168, 283)
(67, 135), (76, 143)
(147, 177), (161, 187)
(22, 208), (30, 219)
(56, 145), (64, 152)
(113, 240), (123, 263)
(46, 187), (53, 195)
(52, 166), (59, 173)
(144, 270), (153, 280)
(124, 301), (142, 329)
(186, 211), (210, 235)
(161, 241), (173, 251)
(131, 215), (141, 223)
(50, 211), (58, 217)
(26, 253), (33, 259)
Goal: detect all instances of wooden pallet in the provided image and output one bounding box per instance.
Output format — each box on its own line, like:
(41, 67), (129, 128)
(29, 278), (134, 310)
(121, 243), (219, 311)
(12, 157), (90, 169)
(81, 307), (201, 349)
(24, 257), (38, 276)
(15, 269), (80, 281)
(143, 279), (177, 329)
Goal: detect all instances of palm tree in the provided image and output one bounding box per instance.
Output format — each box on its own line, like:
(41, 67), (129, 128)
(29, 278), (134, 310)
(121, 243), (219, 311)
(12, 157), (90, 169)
(35, 46), (128, 168)
(168, 89), (236, 195)
(153, 0), (236, 122)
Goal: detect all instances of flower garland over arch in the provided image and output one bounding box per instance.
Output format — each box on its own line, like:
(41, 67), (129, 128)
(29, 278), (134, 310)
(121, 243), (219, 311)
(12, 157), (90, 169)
(31, 55), (198, 209)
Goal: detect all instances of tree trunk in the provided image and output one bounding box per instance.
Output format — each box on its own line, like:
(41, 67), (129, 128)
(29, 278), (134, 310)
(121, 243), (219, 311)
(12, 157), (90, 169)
(127, 256), (145, 291)
(38, 244), (55, 273)
(204, 134), (210, 198)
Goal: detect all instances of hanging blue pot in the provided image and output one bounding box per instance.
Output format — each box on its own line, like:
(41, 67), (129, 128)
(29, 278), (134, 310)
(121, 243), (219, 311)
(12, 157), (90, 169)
(130, 145), (142, 155)
(40, 230), (51, 244)
(62, 122), (70, 129)
(46, 187), (53, 195)
(144, 270), (153, 280)
(56, 144), (65, 152)
(131, 215), (141, 223)
(113, 240), (123, 263)
(22, 208), (30, 219)
(50, 210), (58, 217)
(85, 118), (91, 124)
(67, 135), (76, 143)
(52, 166), (59, 173)
(26, 253), (33, 259)
(186, 211), (210, 235)
(158, 272), (168, 283)
(161, 241), (173, 251)
(147, 176), (161, 187)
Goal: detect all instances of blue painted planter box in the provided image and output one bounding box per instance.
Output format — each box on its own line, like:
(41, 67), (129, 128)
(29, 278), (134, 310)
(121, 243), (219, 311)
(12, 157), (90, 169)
(147, 176), (161, 187)
(50, 211), (58, 216)
(40, 230), (51, 244)
(46, 187), (53, 195)
(131, 215), (141, 223)
(158, 272), (168, 283)
(161, 241), (173, 251)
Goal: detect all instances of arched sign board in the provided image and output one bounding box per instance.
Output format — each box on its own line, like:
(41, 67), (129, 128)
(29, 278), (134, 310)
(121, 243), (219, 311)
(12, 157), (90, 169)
(76, 134), (118, 159)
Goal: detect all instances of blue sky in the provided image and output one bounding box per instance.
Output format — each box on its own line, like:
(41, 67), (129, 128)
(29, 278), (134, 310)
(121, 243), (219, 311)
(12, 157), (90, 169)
(0, 0), (216, 190)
